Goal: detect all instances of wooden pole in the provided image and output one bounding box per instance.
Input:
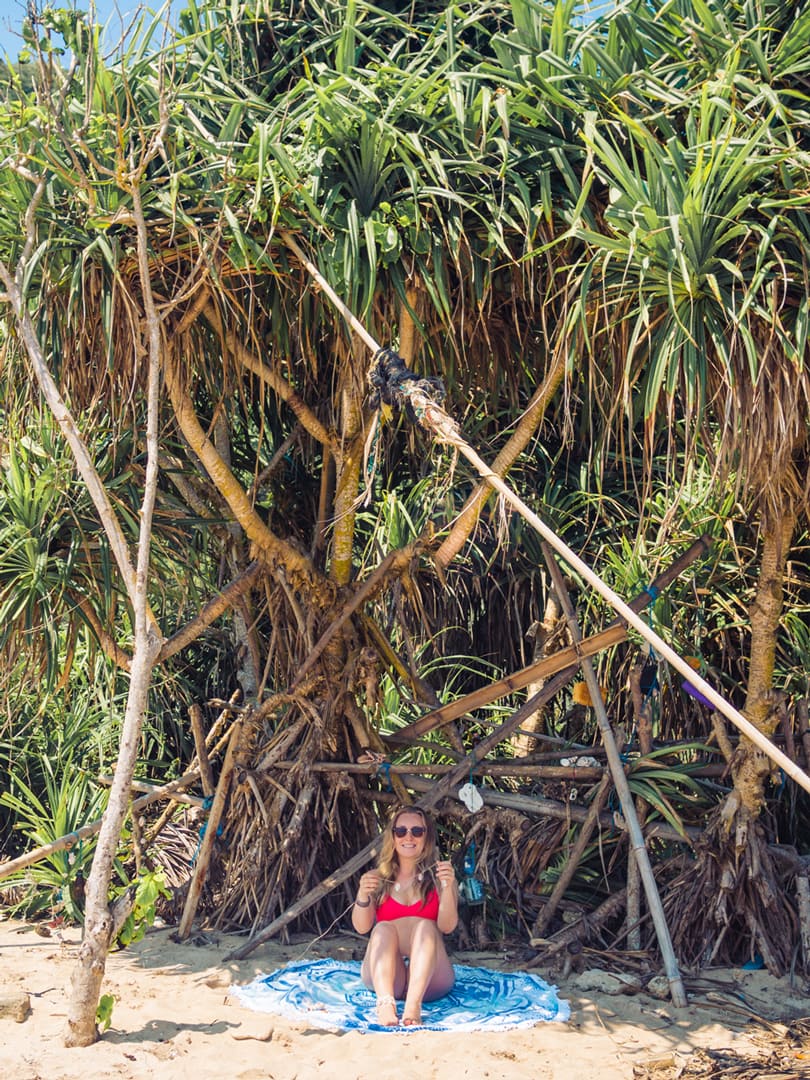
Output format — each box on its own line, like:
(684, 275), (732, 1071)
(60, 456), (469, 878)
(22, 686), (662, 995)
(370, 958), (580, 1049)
(271, 760), (606, 780)
(391, 537), (711, 742)
(176, 715), (246, 940)
(189, 704), (215, 797)
(401, 774), (700, 845)
(542, 544), (688, 1008)
(627, 663), (655, 950)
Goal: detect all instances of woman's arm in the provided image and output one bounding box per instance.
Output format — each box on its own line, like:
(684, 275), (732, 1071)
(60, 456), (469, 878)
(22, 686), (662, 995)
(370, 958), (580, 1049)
(351, 869), (381, 934)
(435, 860), (459, 934)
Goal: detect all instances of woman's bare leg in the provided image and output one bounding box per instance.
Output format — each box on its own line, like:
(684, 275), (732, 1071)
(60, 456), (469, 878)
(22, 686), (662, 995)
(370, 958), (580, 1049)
(361, 923), (407, 1024)
(401, 921), (455, 1024)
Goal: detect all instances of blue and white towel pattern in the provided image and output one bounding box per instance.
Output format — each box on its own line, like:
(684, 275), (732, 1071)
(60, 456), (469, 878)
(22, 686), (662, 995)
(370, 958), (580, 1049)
(231, 958), (570, 1033)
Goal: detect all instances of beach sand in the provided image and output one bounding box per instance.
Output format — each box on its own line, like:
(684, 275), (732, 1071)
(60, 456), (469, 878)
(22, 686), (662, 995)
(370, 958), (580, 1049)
(1, 916), (808, 1079)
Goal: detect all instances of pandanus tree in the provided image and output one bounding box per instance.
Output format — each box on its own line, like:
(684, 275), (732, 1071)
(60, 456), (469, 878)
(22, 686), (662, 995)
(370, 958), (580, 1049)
(0, 0), (598, 1041)
(555, 0), (810, 969)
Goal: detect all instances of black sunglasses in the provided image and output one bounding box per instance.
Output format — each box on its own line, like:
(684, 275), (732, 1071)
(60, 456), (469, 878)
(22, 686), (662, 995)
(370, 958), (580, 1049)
(392, 824), (426, 838)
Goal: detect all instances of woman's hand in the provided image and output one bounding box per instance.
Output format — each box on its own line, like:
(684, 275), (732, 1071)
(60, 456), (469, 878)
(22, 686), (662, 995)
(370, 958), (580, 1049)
(352, 869), (380, 934)
(435, 860), (458, 933)
(357, 870), (381, 903)
(435, 860), (456, 894)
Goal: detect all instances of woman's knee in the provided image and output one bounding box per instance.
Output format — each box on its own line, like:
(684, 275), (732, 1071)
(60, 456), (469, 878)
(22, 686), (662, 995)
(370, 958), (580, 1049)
(369, 922), (399, 949)
(410, 920), (441, 947)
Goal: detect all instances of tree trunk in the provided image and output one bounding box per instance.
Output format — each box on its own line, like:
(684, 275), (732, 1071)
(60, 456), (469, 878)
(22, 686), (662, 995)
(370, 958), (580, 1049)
(730, 514), (796, 816)
(664, 511), (798, 974)
(65, 180), (167, 1044)
(330, 336), (366, 585)
(64, 629), (162, 1045)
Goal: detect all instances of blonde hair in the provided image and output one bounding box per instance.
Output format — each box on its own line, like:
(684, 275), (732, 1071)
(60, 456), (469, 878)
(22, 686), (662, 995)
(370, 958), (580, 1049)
(376, 805), (438, 905)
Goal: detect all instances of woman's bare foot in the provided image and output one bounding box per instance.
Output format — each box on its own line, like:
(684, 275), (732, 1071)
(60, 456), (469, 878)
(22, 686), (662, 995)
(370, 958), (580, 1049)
(402, 1008), (422, 1026)
(375, 994), (399, 1026)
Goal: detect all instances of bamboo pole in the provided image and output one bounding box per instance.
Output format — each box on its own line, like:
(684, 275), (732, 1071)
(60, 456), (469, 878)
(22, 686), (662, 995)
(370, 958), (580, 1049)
(542, 544), (687, 1008)
(176, 715), (246, 940)
(627, 663), (655, 950)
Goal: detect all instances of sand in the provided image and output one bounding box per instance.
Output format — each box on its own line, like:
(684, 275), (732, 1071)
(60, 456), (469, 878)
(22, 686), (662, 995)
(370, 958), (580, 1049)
(1, 916), (808, 1080)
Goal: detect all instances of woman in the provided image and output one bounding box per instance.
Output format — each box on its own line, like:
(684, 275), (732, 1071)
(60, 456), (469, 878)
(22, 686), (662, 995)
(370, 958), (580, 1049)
(352, 805), (458, 1026)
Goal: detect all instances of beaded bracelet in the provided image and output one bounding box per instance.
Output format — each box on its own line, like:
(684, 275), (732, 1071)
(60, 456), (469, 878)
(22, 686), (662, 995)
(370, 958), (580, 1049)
(354, 897), (371, 907)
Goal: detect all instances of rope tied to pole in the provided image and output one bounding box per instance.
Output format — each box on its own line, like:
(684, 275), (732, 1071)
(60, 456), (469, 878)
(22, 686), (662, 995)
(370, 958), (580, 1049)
(368, 347), (447, 424)
(361, 347), (451, 503)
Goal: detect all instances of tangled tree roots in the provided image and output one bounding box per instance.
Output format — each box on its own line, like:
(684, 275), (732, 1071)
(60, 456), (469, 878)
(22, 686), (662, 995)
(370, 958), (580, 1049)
(664, 802), (798, 976)
(203, 703), (380, 937)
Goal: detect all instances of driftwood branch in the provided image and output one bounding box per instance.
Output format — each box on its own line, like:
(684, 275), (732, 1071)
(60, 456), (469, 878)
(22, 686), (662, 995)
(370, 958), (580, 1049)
(158, 561), (265, 663)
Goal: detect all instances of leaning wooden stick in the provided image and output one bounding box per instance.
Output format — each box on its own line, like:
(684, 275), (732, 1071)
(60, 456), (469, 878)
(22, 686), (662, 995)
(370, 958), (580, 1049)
(176, 714), (248, 940)
(543, 543), (687, 1008)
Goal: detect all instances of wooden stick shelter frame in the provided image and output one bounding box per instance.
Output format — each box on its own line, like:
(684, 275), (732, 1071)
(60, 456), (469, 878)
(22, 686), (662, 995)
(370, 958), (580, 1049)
(217, 235), (810, 989)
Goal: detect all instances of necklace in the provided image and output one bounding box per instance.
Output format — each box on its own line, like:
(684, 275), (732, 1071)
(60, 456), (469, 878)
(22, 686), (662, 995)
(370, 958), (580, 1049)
(393, 873), (422, 893)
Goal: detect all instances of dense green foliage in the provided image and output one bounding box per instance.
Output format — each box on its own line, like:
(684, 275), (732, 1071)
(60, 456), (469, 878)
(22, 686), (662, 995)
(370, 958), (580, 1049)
(1, 0), (808, 961)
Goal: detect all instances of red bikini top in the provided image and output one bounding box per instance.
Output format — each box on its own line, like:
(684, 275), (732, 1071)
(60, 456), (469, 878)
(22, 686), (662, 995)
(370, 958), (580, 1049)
(376, 887), (440, 923)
